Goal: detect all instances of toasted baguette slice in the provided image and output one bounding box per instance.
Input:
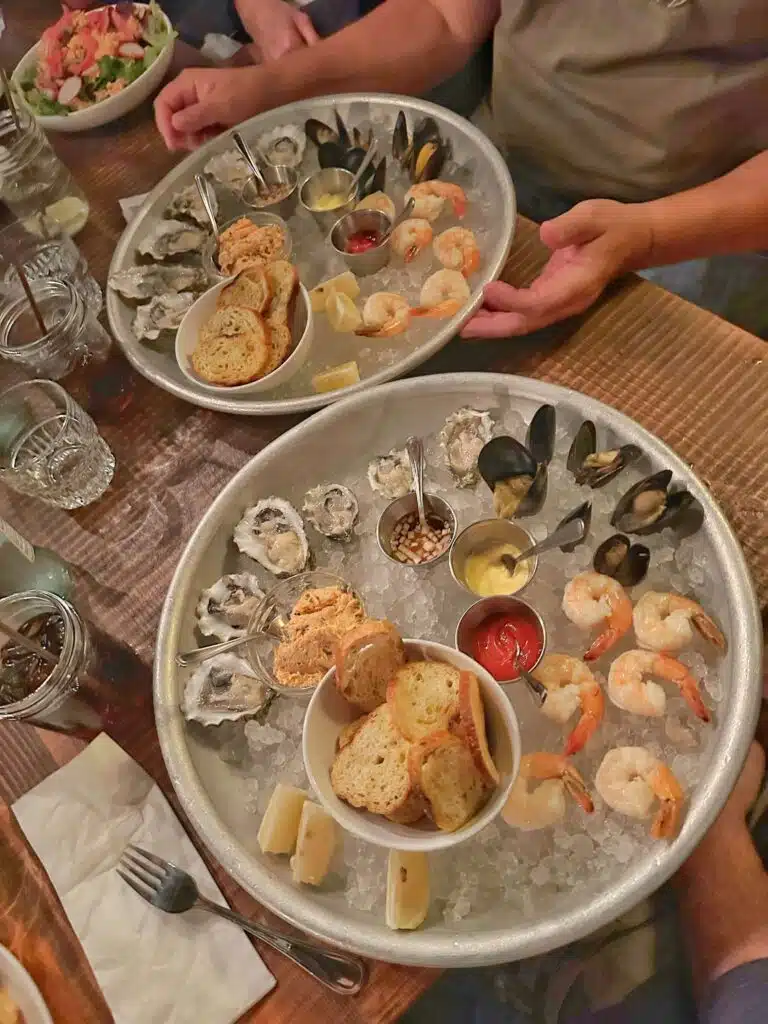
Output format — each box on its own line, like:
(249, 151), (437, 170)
(457, 671), (499, 785)
(261, 260), (299, 374)
(0, 987), (20, 1024)
(217, 265), (271, 314)
(290, 800), (337, 885)
(409, 732), (488, 832)
(337, 714), (368, 752)
(385, 790), (426, 825)
(191, 307), (271, 386)
(335, 619), (406, 712)
(257, 783), (308, 854)
(386, 850), (430, 930)
(387, 660), (461, 742)
(331, 704), (417, 817)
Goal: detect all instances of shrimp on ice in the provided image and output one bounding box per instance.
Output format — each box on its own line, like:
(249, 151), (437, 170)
(633, 591), (726, 654)
(595, 746), (685, 839)
(355, 191), (396, 220)
(562, 571), (633, 661)
(412, 269), (471, 319)
(405, 181), (467, 222)
(355, 292), (410, 337)
(433, 227), (480, 277)
(502, 752), (594, 831)
(607, 649), (711, 722)
(532, 654), (605, 755)
(389, 218), (433, 263)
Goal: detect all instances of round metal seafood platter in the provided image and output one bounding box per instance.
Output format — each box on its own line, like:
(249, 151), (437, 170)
(155, 373), (760, 967)
(107, 94), (515, 415)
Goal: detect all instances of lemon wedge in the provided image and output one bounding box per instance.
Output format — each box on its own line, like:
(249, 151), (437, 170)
(23, 196), (91, 238)
(309, 271), (360, 312)
(326, 290), (362, 333)
(312, 361), (361, 393)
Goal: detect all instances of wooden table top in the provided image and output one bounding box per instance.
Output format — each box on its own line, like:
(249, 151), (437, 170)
(0, 6), (766, 1024)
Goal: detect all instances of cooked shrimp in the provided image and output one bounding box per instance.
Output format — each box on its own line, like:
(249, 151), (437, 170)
(405, 181), (467, 222)
(355, 292), (410, 337)
(502, 752), (594, 831)
(532, 654), (605, 755)
(608, 649), (710, 722)
(412, 269), (471, 319)
(562, 571), (633, 661)
(595, 746), (685, 839)
(433, 227), (480, 277)
(389, 218), (433, 263)
(633, 591), (726, 654)
(355, 191), (396, 220)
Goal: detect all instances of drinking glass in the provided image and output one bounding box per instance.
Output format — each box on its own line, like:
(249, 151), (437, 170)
(0, 217), (102, 311)
(0, 379), (115, 508)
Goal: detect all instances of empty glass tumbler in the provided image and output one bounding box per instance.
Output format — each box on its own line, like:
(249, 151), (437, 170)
(0, 216), (102, 310)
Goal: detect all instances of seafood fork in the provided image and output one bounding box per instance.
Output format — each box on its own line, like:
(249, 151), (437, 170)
(117, 844), (366, 995)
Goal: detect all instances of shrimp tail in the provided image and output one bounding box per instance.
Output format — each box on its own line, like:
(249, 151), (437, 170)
(564, 686), (605, 755)
(692, 612), (727, 652)
(404, 244), (420, 263)
(651, 800), (680, 839)
(584, 627), (621, 662)
(659, 654), (711, 722)
(450, 196), (466, 218)
(562, 765), (595, 814)
(462, 249), (480, 276)
(412, 300), (462, 319)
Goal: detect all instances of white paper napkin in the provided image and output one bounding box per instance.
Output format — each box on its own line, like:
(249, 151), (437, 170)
(119, 193), (150, 224)
(13, 734), (275, 1024)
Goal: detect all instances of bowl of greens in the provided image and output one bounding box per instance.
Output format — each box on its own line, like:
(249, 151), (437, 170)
(12, 2), (176, 133)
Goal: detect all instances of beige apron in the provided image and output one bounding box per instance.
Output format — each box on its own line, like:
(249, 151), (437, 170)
(492, 0), (768, 200)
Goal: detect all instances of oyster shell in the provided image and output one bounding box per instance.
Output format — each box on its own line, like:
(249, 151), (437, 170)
(165, 183), (219, 227)
(367, 449), (411, 499)
(133, 291), (196, 341)
(137, 219), (207, 260)
(109, 264), (208, 300)
(204, 151), (251, 194)
(196, 572), (265, 641)
(181, 653), (271, 725)
(257, 124), (306, 168)
(439, 407), (493, 487)
(302, 484), (359, 540)
(234, 498), (310, 576)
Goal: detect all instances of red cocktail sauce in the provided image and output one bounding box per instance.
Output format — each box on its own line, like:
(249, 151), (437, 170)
(345, 230), (382, 254)
(472, 608), (542, 681)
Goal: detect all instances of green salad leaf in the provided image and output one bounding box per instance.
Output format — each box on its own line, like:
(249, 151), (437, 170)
(23, 87), (70, 116)
(143, 0), (177, 50)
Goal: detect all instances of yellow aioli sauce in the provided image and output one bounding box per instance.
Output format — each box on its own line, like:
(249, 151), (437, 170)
(464, 542), (531, 597)
(310, 192), (348, 211)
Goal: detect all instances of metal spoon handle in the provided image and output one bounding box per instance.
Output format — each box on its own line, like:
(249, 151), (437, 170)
(406, 435), (427, 528)
(517, 666), (547, 706)
(232, 131), (268, 192)
(517, 517), (586, 562)
(176, 631), (255, 667)
(381, 197), (415, 241)
(347, 139), (378, 196)
(194, 174), (219, 237)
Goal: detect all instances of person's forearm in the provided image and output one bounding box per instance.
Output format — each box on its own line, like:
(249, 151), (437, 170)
(676, 820), (768, 992)
(633, 152), (768, 269)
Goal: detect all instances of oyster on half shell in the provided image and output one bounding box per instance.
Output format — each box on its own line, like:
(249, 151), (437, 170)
(137, 219), (207, 260)
(257, 124), (306, 168)
(109, 264), (208, 300)
(196, 573), (265, 641)
(440, 407), (494, 487)
(204, 151), (252, 194)
(181, 653), (272, 725)
(165, 183), (219, 227)
(133, 291), (196, 341)
(367, 449), (411, 500)
(302, 484), (359, 540)
(234, 498), (310, 577)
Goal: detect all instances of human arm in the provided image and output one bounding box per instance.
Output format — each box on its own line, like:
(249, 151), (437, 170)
(154, 0), (499, 149)
(232, 0), (318, 63)
(462, 151), (768, 339)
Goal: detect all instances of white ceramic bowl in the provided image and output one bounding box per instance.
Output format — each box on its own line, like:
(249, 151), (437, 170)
(0, 945), (53, 1024)
(12, 4), (175, 133)
(303, 639), (520, 852)
(176, 278), (314, 394)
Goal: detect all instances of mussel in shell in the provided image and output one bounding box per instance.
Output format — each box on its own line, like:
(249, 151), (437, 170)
(555, 500), (592, 552)
(611, 470), (698, 535)
(526, 404), (556, 467)
(305, 117), (338, 147)
(478, 436), (545, 518)
(392, 111), (452, 184)
(593, 533), (650, 586)
(567, 420), (642, 488)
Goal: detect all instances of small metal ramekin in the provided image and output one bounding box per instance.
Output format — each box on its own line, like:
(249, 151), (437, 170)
(455, 595), (547, 684)
(330, 209), (392, 276)
(376, 492), (457, 569)
(449, 518), (539, 597)
(241, 163), (299, 221)
(299, 168), (357, 234)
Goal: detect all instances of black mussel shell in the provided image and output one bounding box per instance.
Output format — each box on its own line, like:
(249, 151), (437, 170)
(594, 533), (650, 586)
(519, 462), (548, 517)
(352, 125), (373, 150)
(526, 404), (556, 466)
(411, 140), (448, 183)
(577, 443), (643, 488)
(333, 108), (351, 148)
(342, 147), (367, 173)
(611, 470), (672, 533)
(557, 500), (592, 552)
(317, 141), (348, 169)
(631, 488), (699, 536)
(478, 436), (539, 518)
(393, 110), (409, 162)
(567, 420), (596, 475)
(305, 117), (337, 147)
(359, 157), (387, 198)
(411, 116), (441, 151)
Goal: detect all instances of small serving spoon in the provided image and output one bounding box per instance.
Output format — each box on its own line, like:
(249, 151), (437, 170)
(513, 646), (547, 707)
(500, 516), (587, 575)
(194, 173), (219, 237)
(232, 131), (270, 195)
(344, 139), (379, 201)
(405, 434), (429, 530)
(175, 611), (287, 669)
(379, 197), (415, 243)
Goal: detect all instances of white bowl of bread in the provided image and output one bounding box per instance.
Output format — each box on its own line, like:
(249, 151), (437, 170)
(175, 261), (313, 393)
(303, 620), (520, 851)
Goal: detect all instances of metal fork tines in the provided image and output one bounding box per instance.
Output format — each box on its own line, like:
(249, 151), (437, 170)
(118, 844), (366, 995)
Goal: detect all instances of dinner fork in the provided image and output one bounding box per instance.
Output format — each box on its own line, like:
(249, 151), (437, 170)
(118, 844), (366, 995)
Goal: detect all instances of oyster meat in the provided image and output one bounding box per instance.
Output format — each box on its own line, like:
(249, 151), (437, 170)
(234, 498), (310, 576)
(133, 291), (196, 341)
(181, 652), (271, 725)
(439, 407), (493, 486)
(257, 124), (306, 168)
(204, 151), (252, 194)
(165, 183), (219, 227)
(302, 484), (359, 540)
(367, 448), (411, 500)
(109, 264), (208, 300)
(196, 573), (265, 641)
(137, 219), (207, 260)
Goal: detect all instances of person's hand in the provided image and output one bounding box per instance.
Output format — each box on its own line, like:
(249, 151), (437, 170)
(154, 67), (266, 151)
(460, 199), (655, 340)
(717, 741), (766, 830)
(237, 0), (319, 62)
